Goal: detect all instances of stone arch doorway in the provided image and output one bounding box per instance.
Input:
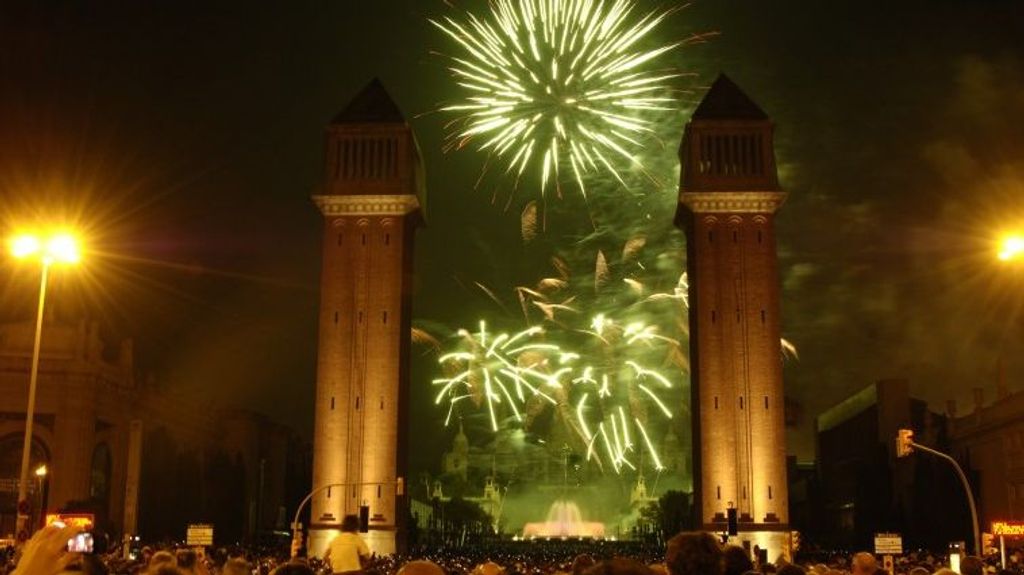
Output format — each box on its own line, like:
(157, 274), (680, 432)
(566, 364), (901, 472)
(0, 433), (50, 537)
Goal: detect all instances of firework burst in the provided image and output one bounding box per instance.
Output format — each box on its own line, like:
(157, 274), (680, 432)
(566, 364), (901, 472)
(433, 0), (682, 197)
(570, 313), (679, 473)
(434, 321), (571, 432)
(437, 254), (687, 473)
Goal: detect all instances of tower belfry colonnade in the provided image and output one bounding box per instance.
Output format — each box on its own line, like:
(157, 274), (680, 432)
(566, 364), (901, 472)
(676, 74), (790, 550)
(309, 79), (423, 556)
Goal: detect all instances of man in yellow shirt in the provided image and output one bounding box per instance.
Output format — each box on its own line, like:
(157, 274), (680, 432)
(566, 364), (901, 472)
(324, 515), (370, 575)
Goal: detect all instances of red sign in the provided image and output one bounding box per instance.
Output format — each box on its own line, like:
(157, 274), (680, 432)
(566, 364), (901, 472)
(992, 521), (1024, 537)
(44, 514), (94, 530)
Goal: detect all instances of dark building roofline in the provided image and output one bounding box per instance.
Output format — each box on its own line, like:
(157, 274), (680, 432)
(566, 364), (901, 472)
(331, 78), (406, 124)
(692, 74), (768, 121)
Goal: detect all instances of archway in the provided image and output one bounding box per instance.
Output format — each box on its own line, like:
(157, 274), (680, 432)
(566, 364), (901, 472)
(0, 433), (50, 537)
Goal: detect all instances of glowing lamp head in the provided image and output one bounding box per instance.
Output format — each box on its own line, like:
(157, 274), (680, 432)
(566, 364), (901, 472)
(46, 234), (80, 264)
(34, 464), (47, 477)
(10, 235), (42, 259)
(998, 234), (1024, 262)
(9, 232), (80, 264)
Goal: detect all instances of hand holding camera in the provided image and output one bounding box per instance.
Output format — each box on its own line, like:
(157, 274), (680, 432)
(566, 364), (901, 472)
(12, 522), (85, 575)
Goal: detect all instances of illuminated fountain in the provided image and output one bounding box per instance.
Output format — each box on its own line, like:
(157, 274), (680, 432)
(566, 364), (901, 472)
(522, 500), (606, 538)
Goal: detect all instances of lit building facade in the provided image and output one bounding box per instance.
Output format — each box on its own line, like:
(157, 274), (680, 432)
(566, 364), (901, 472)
(949, 387), (1024, 528)
(0, 317), (304, 542)
(309, 79), (422, 556)
(0, 318), (134, 538)
(676, 75), (789, 548)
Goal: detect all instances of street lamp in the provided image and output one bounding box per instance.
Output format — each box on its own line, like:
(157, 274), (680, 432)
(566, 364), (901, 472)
(8, 231), (80, 540)
(998, 233), (1023, 262)
(34, 464), (47, 530)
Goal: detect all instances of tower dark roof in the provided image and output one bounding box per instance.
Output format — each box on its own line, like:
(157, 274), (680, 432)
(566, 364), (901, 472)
(691, 74), (768, 121)
(331, 78), (406, 124)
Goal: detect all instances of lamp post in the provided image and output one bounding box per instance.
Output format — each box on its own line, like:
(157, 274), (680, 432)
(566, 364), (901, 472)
(8, 232), (80, 541)
(34, 464), (47, 530)
(897, 430), (981, 556)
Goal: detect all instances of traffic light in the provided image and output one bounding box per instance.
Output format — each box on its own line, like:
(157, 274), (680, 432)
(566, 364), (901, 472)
(982, 532), (995, 554)
(896, 428), (914, 458)
(359, 504), (369, 533)
(727, 507), (738, 536)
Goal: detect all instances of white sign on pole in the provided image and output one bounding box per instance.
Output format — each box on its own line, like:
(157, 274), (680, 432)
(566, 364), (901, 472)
(874, 532), (903, 555)
(186, 524), (214, 546)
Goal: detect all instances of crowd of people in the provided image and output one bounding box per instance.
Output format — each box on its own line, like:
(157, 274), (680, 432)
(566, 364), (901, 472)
(2, 516), (1021, 575)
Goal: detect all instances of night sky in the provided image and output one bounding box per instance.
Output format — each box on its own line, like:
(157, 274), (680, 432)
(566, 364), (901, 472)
(2, 0), (1023, 470)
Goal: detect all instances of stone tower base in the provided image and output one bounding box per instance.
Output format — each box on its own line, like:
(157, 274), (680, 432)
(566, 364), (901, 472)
(724, 530), (793, 565)
(307, 527), (396, 559)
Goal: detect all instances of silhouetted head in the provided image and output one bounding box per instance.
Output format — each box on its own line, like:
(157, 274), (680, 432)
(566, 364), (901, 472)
(723, 546), (754, 575)
(584, 559), (657, 575)
(573, 555), (597, 575)
(666, 532), (723, 575)
(272, 563), (315, 575)
(960, 557), (983, 575)
(149, 551), (177, 569)
(776, 563), (805, 575)
(341, 514), (360, 533)
(851, 553), (876, 575)
(398, 560), (446, 575)
(474, 562), (504, 575)
(221, 557), (251, 575)
(176, 550), (197, 571)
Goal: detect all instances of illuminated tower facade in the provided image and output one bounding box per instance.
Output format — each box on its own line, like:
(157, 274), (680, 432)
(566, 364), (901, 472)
(309, 79), (422, 556)
(676, 75), (789, 546)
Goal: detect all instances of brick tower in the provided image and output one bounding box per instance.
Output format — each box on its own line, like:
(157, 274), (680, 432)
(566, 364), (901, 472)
(676, 74), (789, 549)
(309, 79), (422, 556)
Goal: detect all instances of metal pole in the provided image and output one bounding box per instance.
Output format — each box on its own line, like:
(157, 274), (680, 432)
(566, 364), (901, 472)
(15, 262), (49, 541)
(911, 441), (981, 557)
(1000, 535), (1006, 569)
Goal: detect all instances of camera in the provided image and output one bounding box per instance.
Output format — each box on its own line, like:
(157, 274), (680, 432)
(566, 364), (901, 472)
(67, 532), (94, 553)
